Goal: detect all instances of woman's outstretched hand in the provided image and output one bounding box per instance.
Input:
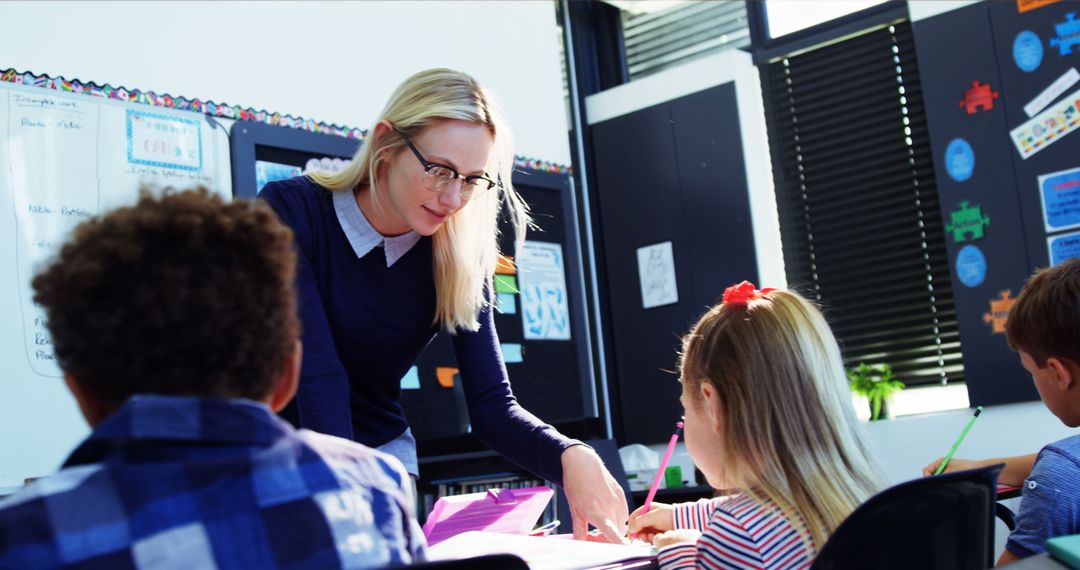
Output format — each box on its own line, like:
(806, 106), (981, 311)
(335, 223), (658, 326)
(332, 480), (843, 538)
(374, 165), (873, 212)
(561, 445), (630, 544)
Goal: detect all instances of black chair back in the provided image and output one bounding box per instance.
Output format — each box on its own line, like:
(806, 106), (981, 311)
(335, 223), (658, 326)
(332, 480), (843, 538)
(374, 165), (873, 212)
(811, 463), (1004, 570)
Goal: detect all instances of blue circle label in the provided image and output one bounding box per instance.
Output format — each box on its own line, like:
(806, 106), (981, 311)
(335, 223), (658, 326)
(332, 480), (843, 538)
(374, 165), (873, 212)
(956, 244), (987, 288)
(1013, 31), (1043, 73)
(945, 138), (975, 182)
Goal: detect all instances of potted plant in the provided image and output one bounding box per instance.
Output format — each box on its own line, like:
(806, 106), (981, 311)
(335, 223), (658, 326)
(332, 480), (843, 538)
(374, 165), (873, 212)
(847, 363), (905, 421)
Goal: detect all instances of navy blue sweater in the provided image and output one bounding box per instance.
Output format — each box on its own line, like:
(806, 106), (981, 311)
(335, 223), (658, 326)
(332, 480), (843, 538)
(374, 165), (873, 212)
(260, 177), (574, 484)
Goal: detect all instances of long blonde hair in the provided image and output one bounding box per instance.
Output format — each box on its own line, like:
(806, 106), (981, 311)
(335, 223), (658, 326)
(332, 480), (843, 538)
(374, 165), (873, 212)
(679, 289), (883, 552)
(308, 68), (528, 332)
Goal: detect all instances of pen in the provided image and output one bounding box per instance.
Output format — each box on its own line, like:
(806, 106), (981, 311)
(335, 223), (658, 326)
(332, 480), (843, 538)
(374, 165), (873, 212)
(934, 406), (984, 475)
(641, 420), (684, 516)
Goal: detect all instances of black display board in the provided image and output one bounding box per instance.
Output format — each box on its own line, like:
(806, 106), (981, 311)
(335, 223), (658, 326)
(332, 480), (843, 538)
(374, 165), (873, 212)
(228, 122), (597, 453)
(913, 1), (1080, 405)
(401, 169), (597, 447)
(590, 82), (758, 444)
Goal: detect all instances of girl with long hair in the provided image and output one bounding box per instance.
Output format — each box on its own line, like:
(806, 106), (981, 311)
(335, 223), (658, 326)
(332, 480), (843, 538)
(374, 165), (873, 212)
(628, 282), (884, 568)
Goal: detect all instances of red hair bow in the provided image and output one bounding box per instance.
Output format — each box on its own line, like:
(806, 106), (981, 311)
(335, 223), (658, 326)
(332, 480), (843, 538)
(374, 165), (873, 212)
(722, 281), (775, 306)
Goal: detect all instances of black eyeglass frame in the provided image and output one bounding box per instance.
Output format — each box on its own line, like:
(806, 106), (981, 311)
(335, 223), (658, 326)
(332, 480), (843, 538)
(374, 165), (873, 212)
(394, 128), (499, 194)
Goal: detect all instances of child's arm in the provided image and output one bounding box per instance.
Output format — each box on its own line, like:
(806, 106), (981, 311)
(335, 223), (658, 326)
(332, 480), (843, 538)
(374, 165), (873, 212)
(628, 497), (731, 541)
(922, 453), (1037, 486)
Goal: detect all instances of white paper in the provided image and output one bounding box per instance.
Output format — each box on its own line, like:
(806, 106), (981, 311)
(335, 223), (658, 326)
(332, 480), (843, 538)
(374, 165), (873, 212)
(1025, 68), (1080, 118)
(517, 241), (571, 341)
(0, 82), (231, 490)
(637, 241), (679, 309)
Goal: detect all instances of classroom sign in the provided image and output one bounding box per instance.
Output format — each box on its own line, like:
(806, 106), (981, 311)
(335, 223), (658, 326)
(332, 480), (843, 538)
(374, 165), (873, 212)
(1048, 230), (1080, 266)
(945, 138), (975, 182)
(1009, 86), (1080, 159)
(517, 241), (571, 341)
(956, 244), (988, 287)
(1039, 166), (1080, 232)
(1013, 30), (1044, 72)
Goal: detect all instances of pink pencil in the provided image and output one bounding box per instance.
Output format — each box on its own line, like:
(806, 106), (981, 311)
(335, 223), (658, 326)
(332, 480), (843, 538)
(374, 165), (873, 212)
(640, 421), (684, 516)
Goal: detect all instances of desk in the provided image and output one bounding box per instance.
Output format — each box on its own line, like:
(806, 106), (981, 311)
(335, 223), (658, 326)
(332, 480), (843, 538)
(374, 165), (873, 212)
(999, 484), (1023, 501)
(1001, 553), (1069, 569)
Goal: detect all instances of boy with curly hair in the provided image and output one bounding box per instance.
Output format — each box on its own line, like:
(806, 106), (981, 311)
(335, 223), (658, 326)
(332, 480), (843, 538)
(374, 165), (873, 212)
(0, 188), (424, 568)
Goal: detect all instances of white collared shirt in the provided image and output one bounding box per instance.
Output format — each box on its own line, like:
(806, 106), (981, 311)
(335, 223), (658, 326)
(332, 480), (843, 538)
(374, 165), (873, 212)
(332, 189), (421, 267)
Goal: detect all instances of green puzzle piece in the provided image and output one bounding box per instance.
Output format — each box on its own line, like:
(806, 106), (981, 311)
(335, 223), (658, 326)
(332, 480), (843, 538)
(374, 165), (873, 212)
(946, 200), (990, 243)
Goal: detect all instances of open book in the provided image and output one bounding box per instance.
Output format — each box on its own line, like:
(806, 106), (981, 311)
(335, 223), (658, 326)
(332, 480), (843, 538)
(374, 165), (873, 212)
(426, 531), (656, 570)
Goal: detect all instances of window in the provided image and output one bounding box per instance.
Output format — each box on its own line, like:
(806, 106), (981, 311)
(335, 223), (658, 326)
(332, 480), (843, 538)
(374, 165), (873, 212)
(617, 0), (750, 80)
(760, 21), (964, 389)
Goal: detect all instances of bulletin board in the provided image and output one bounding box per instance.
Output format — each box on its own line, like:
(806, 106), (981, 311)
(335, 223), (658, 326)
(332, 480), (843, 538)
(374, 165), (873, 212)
(914, 1), (1080, 406)
(400, 169), (597, 449)
(0, 80), (232, 490)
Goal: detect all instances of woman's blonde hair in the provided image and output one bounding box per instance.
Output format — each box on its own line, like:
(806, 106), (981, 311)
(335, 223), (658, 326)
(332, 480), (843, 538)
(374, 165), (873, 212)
(679, 289), (883, 553)
(309, 68), (528, 332)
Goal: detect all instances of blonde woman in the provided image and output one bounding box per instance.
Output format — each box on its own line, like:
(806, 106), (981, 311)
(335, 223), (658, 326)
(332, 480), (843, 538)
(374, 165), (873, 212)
(627, 282), (884, 568)
(259, 68), (628, 542)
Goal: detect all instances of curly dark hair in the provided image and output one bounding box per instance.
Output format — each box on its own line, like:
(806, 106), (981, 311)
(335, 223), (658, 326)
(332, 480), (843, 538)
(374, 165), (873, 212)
(32, 187), (299, 405)
(1007, 258), (1080, 367)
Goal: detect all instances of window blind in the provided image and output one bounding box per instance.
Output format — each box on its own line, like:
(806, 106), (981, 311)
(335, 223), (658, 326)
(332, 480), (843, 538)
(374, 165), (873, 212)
(762, 22), (964, 387)
(621, 1), (750, 80)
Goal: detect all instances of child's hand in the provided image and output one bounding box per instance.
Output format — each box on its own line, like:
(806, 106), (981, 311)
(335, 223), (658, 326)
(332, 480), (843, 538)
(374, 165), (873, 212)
(627, 502), (674, 542)
(922, 457), (980, 477)
(653, 529), (701, 550)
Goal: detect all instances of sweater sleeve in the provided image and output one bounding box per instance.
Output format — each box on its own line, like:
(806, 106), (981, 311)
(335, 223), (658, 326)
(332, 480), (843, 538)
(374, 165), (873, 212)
(673, 498), (726, 532)
(656, 543), (699, 570)
(261, 181), (353, 439)
(451, 294), (578, 485)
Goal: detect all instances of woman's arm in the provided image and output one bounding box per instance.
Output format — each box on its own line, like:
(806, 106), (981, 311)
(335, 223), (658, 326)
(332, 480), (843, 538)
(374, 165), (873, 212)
(451, 295), (574, 482)
(261, 182), (353, 439)
(452, 298), (628, 542)
(287, 247), (354, 438)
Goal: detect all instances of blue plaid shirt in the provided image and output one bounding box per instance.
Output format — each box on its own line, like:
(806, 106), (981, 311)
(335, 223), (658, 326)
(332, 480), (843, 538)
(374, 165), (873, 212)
(0, 395), (426, 568)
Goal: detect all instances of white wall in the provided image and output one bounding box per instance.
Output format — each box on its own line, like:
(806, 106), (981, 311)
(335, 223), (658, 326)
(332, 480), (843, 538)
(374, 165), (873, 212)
(0, 0), (571, 165)
(0, 0), (571, 494)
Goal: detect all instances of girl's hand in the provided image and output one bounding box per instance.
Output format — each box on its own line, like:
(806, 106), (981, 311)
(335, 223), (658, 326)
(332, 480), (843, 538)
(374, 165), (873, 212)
(627, 502), (674, 542)
(653, 529), (701, 550)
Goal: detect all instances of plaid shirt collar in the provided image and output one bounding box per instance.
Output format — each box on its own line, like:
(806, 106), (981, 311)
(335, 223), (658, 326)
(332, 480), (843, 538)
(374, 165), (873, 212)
(332, 188), (421, 267)
(64, 395), (291, 468)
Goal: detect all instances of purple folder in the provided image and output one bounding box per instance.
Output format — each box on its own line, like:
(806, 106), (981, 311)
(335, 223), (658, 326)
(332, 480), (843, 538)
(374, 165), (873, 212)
(422, 486), (554, 546)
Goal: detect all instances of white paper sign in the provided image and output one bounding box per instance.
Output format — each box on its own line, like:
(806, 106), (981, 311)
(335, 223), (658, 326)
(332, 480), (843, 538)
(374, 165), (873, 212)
(637, 241), (678, 309)
(517, 241), (571, 340)
(1025, 68), (1080, 118)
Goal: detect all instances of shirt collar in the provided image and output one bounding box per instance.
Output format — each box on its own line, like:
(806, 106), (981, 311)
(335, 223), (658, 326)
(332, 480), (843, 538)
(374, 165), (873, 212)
(63, 395), (292, 467)
(332, 188), (421, 267)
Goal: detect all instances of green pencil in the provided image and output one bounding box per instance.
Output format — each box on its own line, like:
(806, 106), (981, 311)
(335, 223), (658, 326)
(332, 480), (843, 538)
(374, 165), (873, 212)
(934, 406), (984, 475)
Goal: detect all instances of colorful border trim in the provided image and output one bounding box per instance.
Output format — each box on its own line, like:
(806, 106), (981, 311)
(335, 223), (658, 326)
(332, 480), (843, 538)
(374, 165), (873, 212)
(1, 68), (572, 174)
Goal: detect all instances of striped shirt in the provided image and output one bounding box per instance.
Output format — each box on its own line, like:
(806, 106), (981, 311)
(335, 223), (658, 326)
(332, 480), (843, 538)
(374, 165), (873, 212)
(0, 395), (426, 569)
(658, 493), (814, 569)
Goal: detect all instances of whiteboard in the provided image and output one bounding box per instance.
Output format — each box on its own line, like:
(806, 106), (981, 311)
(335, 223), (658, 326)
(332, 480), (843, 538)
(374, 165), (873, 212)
(0, 82), (231, 491)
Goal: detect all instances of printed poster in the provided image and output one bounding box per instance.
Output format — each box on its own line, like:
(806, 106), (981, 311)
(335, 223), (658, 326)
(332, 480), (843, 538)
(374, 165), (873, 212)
(1048, 230), (1080, 266)
(1039, 166), (1080, 232)
(1009, 87), (1080, 159)
(517, 241), (571, 341)
(637, 241), (678, 309)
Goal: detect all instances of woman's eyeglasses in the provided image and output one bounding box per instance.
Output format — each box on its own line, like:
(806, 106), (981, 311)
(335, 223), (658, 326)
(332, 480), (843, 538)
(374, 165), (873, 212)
(395, 128), (498, 200)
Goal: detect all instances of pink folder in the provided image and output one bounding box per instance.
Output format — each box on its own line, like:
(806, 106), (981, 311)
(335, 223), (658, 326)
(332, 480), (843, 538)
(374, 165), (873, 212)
(422, 486), (554, 546)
